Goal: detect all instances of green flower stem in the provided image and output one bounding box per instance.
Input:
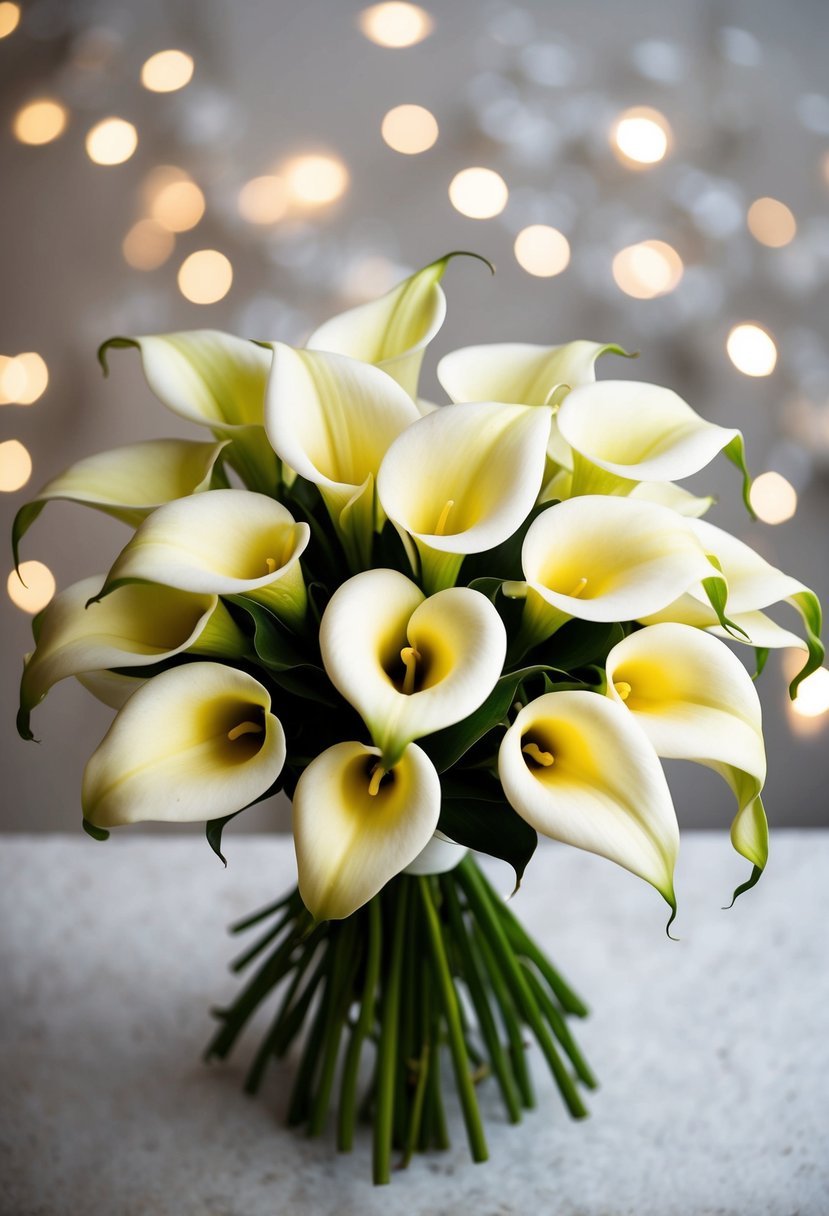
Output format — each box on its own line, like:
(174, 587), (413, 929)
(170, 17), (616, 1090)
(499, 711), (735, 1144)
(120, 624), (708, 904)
(471, 925), (535, 1110)
(287, 950), (335, 1127)
(206, 932), (303, 1061)
(230, 908), (294, 974)
(244, 934), (323, 1094)
(457, 859), (588, 1119)
(520, 962), (597, 1090)
(271, 946), (329, 1058)
(418, 876), (489, 1165)
(401, 1042), (430, 1168)
(230, 891), (298, 935)
(338, 898), (381, 1153)
(373, 880), (410, 1186)
(309, 919), (360, 1136)
(440, 874), (522, 1124)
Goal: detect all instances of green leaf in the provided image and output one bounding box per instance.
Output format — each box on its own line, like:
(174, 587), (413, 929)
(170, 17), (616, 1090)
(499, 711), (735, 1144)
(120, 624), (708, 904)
(224, 595), (304, 671)
(82, 818), (110, 842)
(206, 811), (242, 866)
(723, 434), (754, 518)
(461, 502), (551, 584)
(270, 664), (341, 708)
(544, 619), (627, 670)
(789, 589), (825, 699)
(752, 647), (769, 680)
(702, 556), (750, 641)
(439, 792), (537, 892)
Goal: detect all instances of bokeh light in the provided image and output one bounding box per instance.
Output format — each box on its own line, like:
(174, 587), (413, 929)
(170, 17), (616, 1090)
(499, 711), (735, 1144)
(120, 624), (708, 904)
(0, 439), (32, 492)
(448, 167), (508, 218)
(747, 197), (797, 247)
(0, 352), (48, 405)
(610, 106), (672, 166)
(514, 225), (571, 277)
(612, 239), (683, 299)
(177, 250), (233, 304)
(85, 117), (138, 165)
(7, 560), (56, 614)
(749, 471), (798, 523)
(791, 667), (829, 718)
(0, 2), (20, 38)
(150, 179), (205, 232)
(12, 99), (68, 146)
(122, 219), (175, 270)
(283, 154), (349, 206)
(358, 3), (433, 48)
(381, 104), (438, 153)
(140, 49), (194, 93)
(726, 323), (777, 376)
(238, 175), (288, 224)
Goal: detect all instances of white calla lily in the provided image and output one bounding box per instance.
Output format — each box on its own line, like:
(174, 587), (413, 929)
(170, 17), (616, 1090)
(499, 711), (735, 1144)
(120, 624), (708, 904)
(83, 663), (286, 828)
(403, 831), (468, 875)
(508, 496), (725, 650)
(629, 480), (714, 517)
(12, 438), (229, 566)
(18, 575), (245, 739)
(94, 489), (310, 627)
(499, 690), (679, 913)
(605, 623), (768, 894)
(99, 331), (277, 492)
(307, 256), (451, 396)
(292, 740), (441, 921)
(557, 381), (751, 501)
(319, 569), (507, 766)
(377, 401), (552, 592)
(639, 518), (824, 695)
(264, 343), (420, 568)
(76, 669), (147, 710)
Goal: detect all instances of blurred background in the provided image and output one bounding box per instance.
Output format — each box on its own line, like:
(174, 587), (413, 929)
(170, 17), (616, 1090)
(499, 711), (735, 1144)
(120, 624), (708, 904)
(1, 0), (828, 837)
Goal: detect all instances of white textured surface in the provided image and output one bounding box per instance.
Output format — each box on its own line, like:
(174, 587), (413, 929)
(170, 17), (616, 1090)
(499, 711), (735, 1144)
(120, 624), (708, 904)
(1, 832), (828, 1216)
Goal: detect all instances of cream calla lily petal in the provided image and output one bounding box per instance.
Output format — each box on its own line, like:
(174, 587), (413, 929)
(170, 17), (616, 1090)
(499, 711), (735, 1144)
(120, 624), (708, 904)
(264, 343), (420, 567)
(437, 340), (628, 406)
(377, 401), (552, 592)
(629, 480), (715, 517)
(319, 569), (507, 765)
(499, 690), (679, 909)
(513, 496), (723, 647)
(307, 257), (449, 397)
(18, 575), (245, 739)
(605, 623), (768, 886)
(12, 438), (229, 566)
(96, 489), (310, 627)
(99, 331), (277, 492)
(76, 669), (147, 710)
(558, 381), (742, 496)
(292, 741), (441, 921)
(82, 663), (286, 828)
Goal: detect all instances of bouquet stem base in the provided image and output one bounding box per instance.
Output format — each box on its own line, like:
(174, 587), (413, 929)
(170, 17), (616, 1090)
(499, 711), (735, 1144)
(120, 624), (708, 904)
(206, 857), (595, 1184)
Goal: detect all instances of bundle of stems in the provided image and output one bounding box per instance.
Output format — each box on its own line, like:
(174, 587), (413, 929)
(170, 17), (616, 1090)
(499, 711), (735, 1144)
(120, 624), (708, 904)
(206, 856), (595, 1184)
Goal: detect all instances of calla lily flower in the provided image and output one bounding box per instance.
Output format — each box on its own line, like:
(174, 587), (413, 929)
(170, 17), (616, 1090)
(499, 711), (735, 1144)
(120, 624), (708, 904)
(82, 663), (286, 828)
(556, 381), (751, 504)
(639, 518), (824, 696)
(499, 690), (679, 912)
(264, 344), (420, 569)
(99, 331), (277, 493)
(319, 569), (507, 766)
(506, 496), (727, 650)
(292, 740), (441, 921)
(605, 623), (768, 893)
(12, 438), (229, 567)
(17, 574), (246, 740)
(629, 480), (714, 517)
(93, 489), (310, 628)
(75, 669), (147, 710)
(377, 401), (552, 592)
(306, 256), (450, 397)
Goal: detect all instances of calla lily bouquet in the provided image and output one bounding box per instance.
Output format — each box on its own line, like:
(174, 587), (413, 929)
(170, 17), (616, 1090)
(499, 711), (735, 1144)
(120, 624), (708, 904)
(14, 254), (823, 1184)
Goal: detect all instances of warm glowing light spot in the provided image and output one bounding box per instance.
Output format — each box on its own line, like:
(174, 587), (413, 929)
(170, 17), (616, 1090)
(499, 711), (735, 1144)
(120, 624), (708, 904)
(237, 175), (288, 224)
(85, 117), (137, 165)
(514, 225), (571, 276)
(0, 352), (48, 405)
(610, 106), (672, 167)
(122, 219), (175, 270)
(283, 154), (349, 206)
(612, 240), (683, 299)
(8, 560), (55, 613)
(448, 167), (508, 219)
(177, 250), (233, 305)
(749, 471), (798, 524)
(140, 49), (194, 93)
(358, 2), (433, 47)
(381, 103), (438, 153)
(726, 323), (777, 377)
(747, 197), (797, 248)
(791, 666), (829, 718)
(12, 99), (68, 146)
(150, 179), (205, 232)
(0, 2), (21, 38)
(0, 439), (32, 491)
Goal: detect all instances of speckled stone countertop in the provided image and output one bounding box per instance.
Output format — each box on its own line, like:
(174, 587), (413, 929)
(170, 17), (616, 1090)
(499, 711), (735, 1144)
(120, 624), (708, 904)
(2, 833), (827, 1216)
